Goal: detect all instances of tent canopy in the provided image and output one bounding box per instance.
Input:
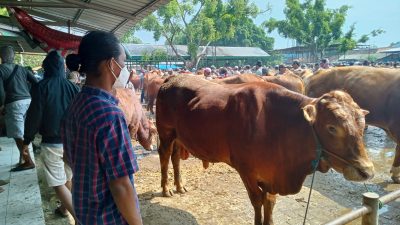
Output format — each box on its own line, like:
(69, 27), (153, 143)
(0, 0), (171, 53)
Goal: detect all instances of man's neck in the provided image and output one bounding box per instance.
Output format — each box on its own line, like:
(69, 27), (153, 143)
(85, 77), (112, 93)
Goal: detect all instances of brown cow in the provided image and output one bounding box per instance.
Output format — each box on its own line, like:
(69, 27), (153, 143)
(262, 73), (305, 94)
(212, 73), (264, 84)
(213, 74), (305, 94)
(156, 75), (374, 225)
(306, 66), (400, 183)
(142, 71), (161, 103)
(114, 88), (157, 150)
(129, 75), (141, 91)
(146, 76), (165, 114)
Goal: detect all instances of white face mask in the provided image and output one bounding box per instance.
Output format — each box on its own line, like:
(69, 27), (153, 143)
(110, 58), (130, 89)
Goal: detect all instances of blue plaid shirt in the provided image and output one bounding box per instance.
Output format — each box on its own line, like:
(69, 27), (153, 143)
(61, 86), (139, 225)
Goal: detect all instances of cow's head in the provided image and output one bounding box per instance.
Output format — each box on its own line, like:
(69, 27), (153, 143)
(303, 90), (374, 181)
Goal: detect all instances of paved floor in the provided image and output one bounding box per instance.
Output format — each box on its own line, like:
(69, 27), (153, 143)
(0, 138), (45, 225)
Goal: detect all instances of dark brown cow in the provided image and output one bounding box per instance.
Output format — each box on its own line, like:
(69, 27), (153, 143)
(146, 76), (165, 114)
(114, 88), (157, 150)
(262, 73), (305, 94)
(156, 75), (374, 225)
(306, 66), (400, 183)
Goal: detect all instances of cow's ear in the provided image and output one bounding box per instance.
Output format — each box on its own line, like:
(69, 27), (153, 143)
(303, 104), (316, 124)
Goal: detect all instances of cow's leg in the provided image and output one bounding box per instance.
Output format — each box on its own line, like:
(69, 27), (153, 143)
(171, 145), (187, 194)
(159, 140), (174, 197)
(390, 144), (400, 183)
(387, 127), (400, 183)
(262, 192), (276, 225)
(239, 173), (263, 225)
(146, 97), (153, 113)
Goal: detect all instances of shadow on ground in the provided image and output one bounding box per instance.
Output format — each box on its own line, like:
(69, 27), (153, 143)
(139, 191), (199, 225)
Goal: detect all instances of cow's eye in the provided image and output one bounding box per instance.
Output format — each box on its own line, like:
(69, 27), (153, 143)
(327, 125), (337, 135)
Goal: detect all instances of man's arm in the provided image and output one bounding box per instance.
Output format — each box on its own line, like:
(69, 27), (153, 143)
(26, 70), (39, 84)
(109, 176), (142, 225)
(23, 84), (43, 145)
(97, 113), (142, 224)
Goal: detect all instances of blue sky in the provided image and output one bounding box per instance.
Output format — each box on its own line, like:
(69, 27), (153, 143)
(135, 0), (400, 49)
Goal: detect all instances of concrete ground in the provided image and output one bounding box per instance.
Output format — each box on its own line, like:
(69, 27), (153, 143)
(0, 137), (45, 225)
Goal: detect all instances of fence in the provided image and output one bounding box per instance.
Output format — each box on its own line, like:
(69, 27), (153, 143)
(324, 189), (400, 225)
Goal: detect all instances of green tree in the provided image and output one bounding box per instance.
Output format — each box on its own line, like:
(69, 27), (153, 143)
(264, 0), (350, 61)
(338, 24), (357, 59)
(120, 34), (143, 44)
(0, 7), (9, 17)
(150, 49), (168, 61)
(14, 54), (45, 68)
(338, 26), (385, 59)
(121, 27), (143, 44)
(140, 0), (260, 68)
(357, 29), (385, 44)
(176, 17), (274, 52)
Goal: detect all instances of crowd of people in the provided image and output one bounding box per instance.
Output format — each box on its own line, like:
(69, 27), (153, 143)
(0, 31), (142, 224)
(129, 56), (400, 84)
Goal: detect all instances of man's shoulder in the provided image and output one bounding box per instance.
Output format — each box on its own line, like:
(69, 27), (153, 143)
(0, 64), (13, 76)
(73, 92), (124, 125)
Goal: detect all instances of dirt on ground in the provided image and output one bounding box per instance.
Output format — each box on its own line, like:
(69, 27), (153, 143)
(36, 111), (400, 225)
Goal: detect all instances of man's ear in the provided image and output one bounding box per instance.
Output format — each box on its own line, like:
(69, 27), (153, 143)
(303, 104), (317, 124)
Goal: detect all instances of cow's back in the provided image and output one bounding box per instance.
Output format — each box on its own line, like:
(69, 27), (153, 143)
(263, 73), (305, 94)
(213, 74), (264, 84)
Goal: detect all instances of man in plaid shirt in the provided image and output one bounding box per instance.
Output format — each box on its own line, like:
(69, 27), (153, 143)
(61, 31), (142, 225)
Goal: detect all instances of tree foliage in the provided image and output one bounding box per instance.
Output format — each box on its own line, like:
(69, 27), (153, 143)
(176, 17), (274, 52)
(141, 49), (168, 62)
(263, 0), (349, 60)
(338, 24), (357, 56)
(339, 25), (385, 57)
(0, 7), (9, 17)
(139, 0), (261, 68)
(120, 33), (143, 44)
(14, 54), (45, 68)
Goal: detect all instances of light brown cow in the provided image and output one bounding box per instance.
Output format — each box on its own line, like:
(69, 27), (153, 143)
(262, 73), (305, 94)
(156, 75), (374, 225)
(306, 66), (400, 183)
(213, 74), (305, 94)
(212, 73), (264, 84)
(114, 88), (157, 150)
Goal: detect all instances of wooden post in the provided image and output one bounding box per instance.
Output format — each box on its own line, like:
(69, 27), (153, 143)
(362, 192), (379, 225)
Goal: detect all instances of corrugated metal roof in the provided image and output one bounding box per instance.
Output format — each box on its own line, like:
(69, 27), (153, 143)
(124, 44), (270, 58)
(380, 48), (400, 53)
(0, 0), (172, 53)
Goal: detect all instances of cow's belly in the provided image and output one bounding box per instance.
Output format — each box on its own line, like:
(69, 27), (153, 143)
(174, 110), (232, 164)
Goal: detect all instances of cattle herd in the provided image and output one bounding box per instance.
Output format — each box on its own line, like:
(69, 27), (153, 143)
(120, 65), (400, 225)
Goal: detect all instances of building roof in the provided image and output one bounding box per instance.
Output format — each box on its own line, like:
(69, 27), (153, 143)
(0, 0), (171, 53)
(124, 44), (270, 58)
(380, 47), (400, 54)
(337, 53), (387, 61)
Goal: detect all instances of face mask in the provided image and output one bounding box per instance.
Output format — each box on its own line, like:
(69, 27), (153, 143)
(110, 58), (130, 89)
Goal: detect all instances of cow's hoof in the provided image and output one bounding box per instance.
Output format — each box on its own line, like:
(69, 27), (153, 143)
(391, 176), (400, 184)
(177, 186), (188, 194)
(162, 189), (174, 197)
